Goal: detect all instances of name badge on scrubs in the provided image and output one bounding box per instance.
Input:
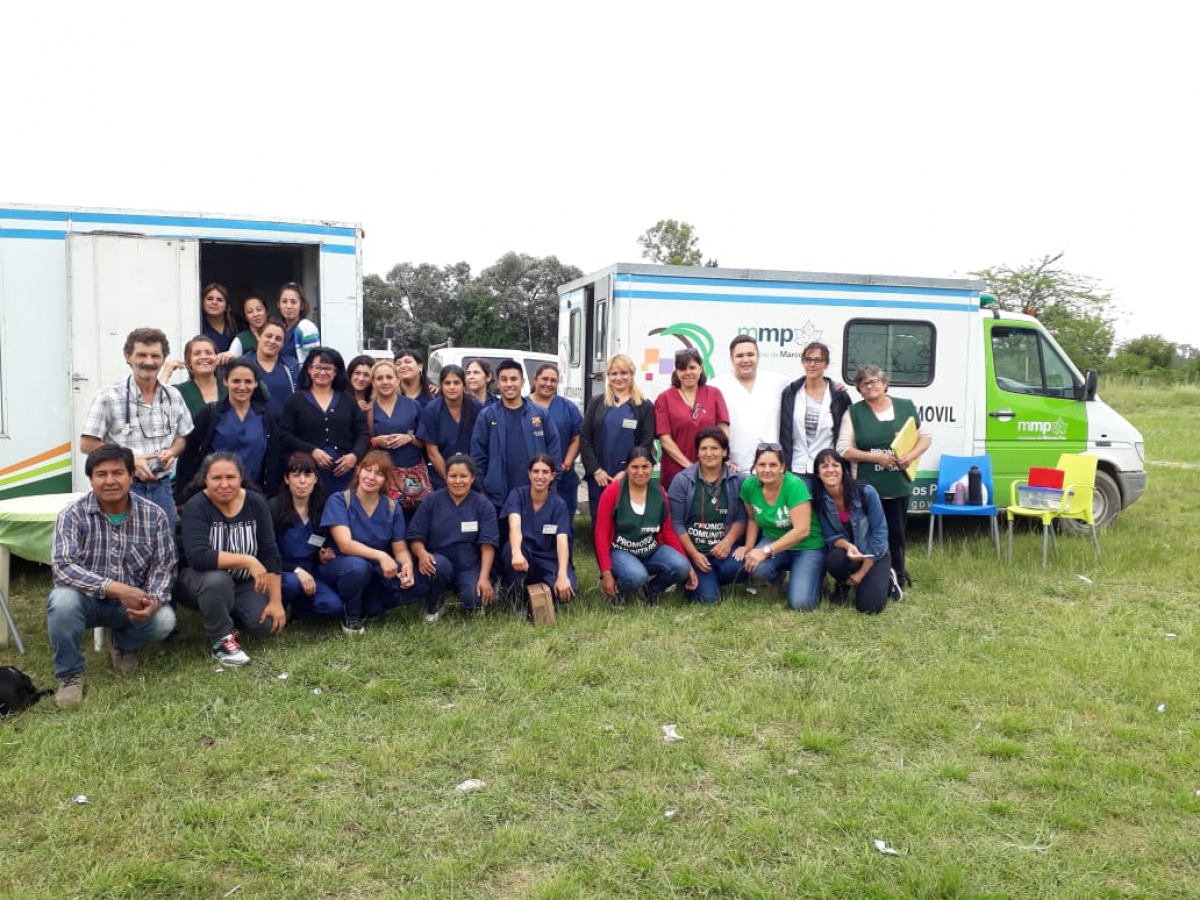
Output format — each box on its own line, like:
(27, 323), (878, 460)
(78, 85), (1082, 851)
(542, 524), (558, 535)
(461, 520), (479, 533)
(307, 534), (326, 548)
(621, 418), (637, 429)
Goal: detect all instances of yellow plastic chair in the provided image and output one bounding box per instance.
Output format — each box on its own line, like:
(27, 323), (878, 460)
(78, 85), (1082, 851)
(1006, 453), (1101, 568)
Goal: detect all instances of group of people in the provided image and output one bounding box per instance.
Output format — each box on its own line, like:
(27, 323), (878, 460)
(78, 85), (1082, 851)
(46, 290), (931, 709)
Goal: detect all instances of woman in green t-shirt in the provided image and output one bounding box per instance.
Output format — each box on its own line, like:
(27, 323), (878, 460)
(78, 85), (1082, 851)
(734, 443), (826, 611)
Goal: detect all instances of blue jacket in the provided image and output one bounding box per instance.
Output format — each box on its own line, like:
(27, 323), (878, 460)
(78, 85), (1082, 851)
(814, 483), (889, 558)
(667, 462), (748, 540)
(470, 397), (562, 505)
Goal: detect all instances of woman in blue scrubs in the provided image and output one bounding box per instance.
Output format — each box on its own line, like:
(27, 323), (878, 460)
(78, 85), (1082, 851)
(175, 359), (280, 499)
(530, 364), (583, 523)
(245, 318), (300, 422)
(367, 359), (428, 508)
(407, 454), (499, 620)
(500, 453), (577, 604)
(320, 450), (421, 633)
(269, 452), (345, 620)
(416, 365), (482, 490)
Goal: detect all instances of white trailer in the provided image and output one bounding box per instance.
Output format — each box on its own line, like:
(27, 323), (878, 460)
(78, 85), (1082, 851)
(0, 204), (362, 500)
(557, 263), (1145, 526)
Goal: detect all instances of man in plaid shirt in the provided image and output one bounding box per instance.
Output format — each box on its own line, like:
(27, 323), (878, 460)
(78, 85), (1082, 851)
(47, 445), (178, 708)
(80, 327), (193, 532)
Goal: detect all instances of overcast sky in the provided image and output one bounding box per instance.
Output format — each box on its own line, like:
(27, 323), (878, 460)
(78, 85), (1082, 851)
(3, 2), (1194, 347)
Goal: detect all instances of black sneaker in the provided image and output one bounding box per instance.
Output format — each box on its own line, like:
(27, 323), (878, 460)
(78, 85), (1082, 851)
(888, 569), (904, 602)
(341, 617), (365, 635)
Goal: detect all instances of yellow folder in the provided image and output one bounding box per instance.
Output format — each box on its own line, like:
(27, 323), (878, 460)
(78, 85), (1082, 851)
(890, 416), (920, 481)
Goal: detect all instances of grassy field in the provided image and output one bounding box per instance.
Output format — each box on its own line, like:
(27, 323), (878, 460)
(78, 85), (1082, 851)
(2, 381), (1198, 899)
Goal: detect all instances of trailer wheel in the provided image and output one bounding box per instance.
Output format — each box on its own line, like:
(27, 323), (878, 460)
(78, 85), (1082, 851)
(1060, 468), (1121, 533)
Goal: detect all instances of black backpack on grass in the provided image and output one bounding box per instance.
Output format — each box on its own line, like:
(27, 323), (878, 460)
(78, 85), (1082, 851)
(0, 666), (51, 718)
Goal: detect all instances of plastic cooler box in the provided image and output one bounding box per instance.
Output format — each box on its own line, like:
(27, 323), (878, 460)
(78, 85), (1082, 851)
(1016, 486), (1073, 509)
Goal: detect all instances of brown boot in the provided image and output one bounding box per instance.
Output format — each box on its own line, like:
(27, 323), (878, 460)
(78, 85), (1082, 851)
(111, 644), (140, 674)
(55, 673), (86, 708)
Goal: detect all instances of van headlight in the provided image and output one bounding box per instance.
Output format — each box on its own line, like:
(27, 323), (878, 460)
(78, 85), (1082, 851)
(1135, 442), (1145, 464)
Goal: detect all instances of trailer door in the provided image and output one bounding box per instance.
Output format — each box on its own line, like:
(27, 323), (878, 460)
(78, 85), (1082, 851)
(67, 234), (200, 488)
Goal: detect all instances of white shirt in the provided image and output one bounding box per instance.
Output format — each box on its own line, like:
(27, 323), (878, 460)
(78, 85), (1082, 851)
(790, 383), (835, 474)
(709, 370), (789, 472)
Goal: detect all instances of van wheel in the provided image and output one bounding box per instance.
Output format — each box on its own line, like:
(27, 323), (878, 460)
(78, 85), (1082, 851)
(1060, 469), (1121, 533)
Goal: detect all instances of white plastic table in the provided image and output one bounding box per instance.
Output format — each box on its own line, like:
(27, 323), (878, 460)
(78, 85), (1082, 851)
(0, 493), (81, 650)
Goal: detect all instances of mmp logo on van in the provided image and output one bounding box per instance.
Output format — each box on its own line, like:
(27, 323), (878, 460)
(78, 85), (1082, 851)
(1016, 417), (1069, 440)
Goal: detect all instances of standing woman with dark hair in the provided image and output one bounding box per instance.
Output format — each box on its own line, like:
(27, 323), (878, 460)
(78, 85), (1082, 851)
(175, 452), (285, 666)
(531, 363), (583, 520)
(346, 355), (376, 412)
(281, 348), (368, 495)
(395, 349), (433, 408)
(811, 448), (891, 613)
(245, 317), (299, 421)
(160, 335), (226, 417)
(417, 364), (482, 490)
(228, 293), (270, 359)
(667, 427), (747, 603)
(269, 452), (344, 621)
(735, 443), (826, 612)
(175, 360), (281, 499)
(367, 359), (428, 510)
(407, 454), (499, 619)
(277, 281), (321, 365)
(579, 353), (656, 520)
(836, 364), (931, 590)
(464, 358), (494, 405)
(201, 283), (238, 356)
(655, 347), (730, 491)
(779, 341), (851, 489)
(594, 445), (695, 604)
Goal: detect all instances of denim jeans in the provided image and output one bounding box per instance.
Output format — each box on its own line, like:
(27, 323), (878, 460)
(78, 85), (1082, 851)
(46, 586), (177, 680)
(687, 552), (745, 603)
(132, 477), (177, 534)
(748, 540), (827, 611)
(609, 545), (692, 598)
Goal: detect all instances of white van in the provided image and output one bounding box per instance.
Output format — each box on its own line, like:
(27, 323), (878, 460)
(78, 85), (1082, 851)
(427, 347), (558, 394)
(557, 263), (1146, 527)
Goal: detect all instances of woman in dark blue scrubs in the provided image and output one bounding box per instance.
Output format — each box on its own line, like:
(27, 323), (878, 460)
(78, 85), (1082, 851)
(530, 364), (583, 523)
(268, 452), (345, 620)
(367, 359), (427, 507)
(175, 359), (280, 499)
(416, 365), (482, 490)
(407, 454), (499, 620)
(500, 453), (576, 604)
(245, 319), (300, 422)
(320, 450), (421, 633)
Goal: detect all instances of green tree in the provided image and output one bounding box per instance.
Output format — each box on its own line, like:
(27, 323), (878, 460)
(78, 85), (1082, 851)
(476, 252), (583, 352)
(1111, 334), (1177, 378)
(637, 219), (706, 266)
(972, 253), (1116, 372)
(362, 262), (474, 349)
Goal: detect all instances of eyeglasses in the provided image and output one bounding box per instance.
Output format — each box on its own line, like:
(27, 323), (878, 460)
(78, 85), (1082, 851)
(801, 357), (827, 365)
(756, 442), (783, 452)
(310, 365), (336, 374)
(858, 378), (884, 388)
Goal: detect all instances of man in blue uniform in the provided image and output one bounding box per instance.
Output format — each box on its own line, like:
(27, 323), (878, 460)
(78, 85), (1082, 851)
(470, 359), (562, 509)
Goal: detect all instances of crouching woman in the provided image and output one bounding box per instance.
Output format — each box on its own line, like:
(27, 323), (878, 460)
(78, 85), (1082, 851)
(811, 448), (892, 613)
(594, 445), (695, 604)
(176, 452), (285, 666)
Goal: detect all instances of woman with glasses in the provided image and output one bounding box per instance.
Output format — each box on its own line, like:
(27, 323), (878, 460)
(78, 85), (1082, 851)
(654, 347), (730, 491)
(735, 442), (826, 611)
(779, 341), (851, 489)
(579, 353), (656, 520)
(281, 348), (369, 495)
(417, 365), (483, 490)
(666, 427), (747, 603)
(836, 364), (932, 591)
(277, 282), (321, 365)
(595, 445), (695, 604)
(159, 335), (226, 417)
(243, 317), (299, 421)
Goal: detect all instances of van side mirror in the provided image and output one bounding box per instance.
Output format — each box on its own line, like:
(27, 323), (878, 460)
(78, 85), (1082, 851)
(1081, 368), (1098, 401)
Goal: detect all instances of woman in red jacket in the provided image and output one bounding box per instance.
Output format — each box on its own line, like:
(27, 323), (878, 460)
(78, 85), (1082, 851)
(594, 445), (696, 604)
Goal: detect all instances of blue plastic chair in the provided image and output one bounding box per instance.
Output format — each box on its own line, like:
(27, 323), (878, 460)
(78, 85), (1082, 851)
(926, 454), (1001, 558)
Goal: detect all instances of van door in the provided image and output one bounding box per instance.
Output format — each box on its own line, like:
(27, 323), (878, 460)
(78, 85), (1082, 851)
(984, 320), (1088, 496)
(68, 234), (200, 488)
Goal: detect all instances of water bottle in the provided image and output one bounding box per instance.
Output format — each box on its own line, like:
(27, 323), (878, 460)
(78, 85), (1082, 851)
(967, 465), (983, 506)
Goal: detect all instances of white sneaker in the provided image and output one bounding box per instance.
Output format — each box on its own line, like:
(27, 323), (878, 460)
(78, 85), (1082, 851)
(424, 609), (442, 624)
(211, 633), (251, 666)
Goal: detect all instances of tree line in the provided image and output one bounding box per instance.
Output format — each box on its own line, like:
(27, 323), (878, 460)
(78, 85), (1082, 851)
(362, 222), (1197, 382)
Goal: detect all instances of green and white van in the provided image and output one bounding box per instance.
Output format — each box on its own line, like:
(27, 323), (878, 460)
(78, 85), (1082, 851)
(557, 263), (1145, 526)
